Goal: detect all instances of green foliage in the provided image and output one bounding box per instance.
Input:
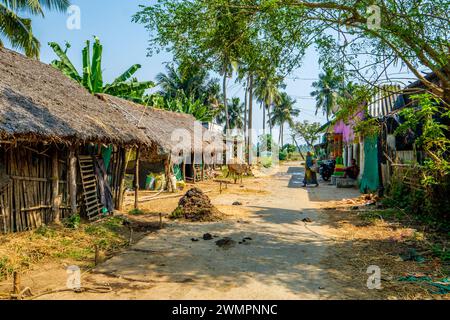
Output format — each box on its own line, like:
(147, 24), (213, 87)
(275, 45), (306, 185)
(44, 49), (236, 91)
(395, 94), (450, 183)
(261, 157), (273, 168)
(432, 244), (450, 262)
(169, 206), (184, 219)
(0, 0), (69, 58)
(34, 224), (56, 237)
(384, 178), (450, 231)
(0, 256), (14, 280)
(63, 214), (81, 229)
(156, 93), (219, 122)
(216, 97), (245, 131)
(278, 150), (287, 161)
(282, 144), (296, 154)
(49, 38), (155, 103)
(128, 209), (145, 215)
(310, 68), (343, 121)
(291, 121), (322, 148)
(258, 134), (276, 153)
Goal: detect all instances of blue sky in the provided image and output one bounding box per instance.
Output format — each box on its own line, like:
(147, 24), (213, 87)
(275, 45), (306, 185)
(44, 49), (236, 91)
(5, 0), (416, 144)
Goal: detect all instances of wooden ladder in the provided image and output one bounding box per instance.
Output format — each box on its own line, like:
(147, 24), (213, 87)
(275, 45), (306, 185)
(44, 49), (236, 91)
(78, 155), (101, 220)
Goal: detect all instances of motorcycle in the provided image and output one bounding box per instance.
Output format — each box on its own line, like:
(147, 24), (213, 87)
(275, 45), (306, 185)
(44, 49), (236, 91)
(319, 160), (336, 182)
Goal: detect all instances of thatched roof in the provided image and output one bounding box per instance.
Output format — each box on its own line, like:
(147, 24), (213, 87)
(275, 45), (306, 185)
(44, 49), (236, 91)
(98, 94), (220, 156)
(0, 47), (150, 145)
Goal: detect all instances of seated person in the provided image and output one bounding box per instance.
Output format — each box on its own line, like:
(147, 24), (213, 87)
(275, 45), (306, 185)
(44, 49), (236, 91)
(343, 158), (359, 180)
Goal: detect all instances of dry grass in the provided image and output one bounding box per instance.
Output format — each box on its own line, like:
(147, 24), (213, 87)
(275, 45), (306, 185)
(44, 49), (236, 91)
(0, 215), (156, 283)
(324, 205), (449, 300)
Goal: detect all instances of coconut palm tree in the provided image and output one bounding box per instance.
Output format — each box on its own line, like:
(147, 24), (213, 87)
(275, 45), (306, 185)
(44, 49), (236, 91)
(216, 97), (244, 133)
(310, 68), (342, 121)
(156, 60), (221, 108)
(49, 38), (154, 103)
(0, 0), (69, 58)
(254, 76), (282, 136)
(269, 92), (299, 146)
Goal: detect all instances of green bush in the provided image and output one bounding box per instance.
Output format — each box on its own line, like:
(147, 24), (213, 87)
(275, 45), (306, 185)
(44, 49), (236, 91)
(63, 214), (81, 229)
(279, 150), (288, 161)
(261, 157), (273, 168)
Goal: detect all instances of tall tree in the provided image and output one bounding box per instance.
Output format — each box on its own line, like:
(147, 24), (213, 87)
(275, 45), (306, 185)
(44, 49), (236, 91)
(156, 60), (220, 107)
(221, 0), (450, 105)
(0, 0), (69, 58)
(49, 38), (154, 103)
(291, 121), (322, 149)
(310, 68), (342, 121)
(269, 92), (300, 146)
(254, 72), (284, 136)
(216, 97), (244, 132)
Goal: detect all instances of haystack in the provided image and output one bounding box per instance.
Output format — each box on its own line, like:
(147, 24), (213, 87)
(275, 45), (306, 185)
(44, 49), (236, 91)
(171, 188), (222, 221)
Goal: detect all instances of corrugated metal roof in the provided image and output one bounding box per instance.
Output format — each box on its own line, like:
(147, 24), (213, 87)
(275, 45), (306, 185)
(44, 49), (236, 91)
(368, 85), (402, 118)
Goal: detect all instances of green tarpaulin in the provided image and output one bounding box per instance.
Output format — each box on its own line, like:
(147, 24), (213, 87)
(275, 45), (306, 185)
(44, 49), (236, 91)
(359, 135), (380, 193)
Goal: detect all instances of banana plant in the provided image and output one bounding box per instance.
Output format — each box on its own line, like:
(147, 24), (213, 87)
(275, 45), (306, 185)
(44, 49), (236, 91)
(49, 37), (154, 102)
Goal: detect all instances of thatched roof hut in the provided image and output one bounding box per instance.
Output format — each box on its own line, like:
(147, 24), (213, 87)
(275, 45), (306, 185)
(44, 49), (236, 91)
(97, 94), (211, 156)
(0, 47), (149, 146)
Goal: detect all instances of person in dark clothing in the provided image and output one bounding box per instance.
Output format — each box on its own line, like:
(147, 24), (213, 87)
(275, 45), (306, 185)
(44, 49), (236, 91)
(344, 158), (359, 180)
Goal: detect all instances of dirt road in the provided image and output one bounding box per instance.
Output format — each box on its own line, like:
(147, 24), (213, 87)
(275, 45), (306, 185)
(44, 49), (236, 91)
(37, 163), (365, 299)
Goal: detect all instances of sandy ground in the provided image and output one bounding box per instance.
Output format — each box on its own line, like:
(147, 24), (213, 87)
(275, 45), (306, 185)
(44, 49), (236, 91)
(28, 162), (368, 300)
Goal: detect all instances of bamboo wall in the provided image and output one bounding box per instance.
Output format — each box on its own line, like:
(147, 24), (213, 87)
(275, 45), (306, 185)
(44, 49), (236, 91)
(0, 144), (69, 233)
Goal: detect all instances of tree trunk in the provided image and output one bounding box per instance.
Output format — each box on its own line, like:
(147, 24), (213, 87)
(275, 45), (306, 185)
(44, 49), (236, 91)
(134, 148), (140, 210)
(52, 150), (61, 224)
(243, 77), (248, 152)
(222, 66), (230, 132)
(268, 99), (273, 137)
(68, 146), (77, 216)
(262, 102), (266, 136)
(117, 148), (129, 211)
(280, 124), (284, 147)
(248, 73), (253, 164)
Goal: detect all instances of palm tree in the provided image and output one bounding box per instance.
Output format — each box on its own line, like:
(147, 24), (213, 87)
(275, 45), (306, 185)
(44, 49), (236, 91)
(254, 73), (283, 135)
(216, 97), (244, 132)
(310, 68), (342, 121)
(0, 0), (69, 58)
(49, 38), (154, 103)
(156, 60), (220, 108)
(161, 94), (218, 122)
(269, 92), (299, 146)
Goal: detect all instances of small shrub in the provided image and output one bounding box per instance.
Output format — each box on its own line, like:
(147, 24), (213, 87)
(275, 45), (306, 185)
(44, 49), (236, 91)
(170, 206), (184, 219)
(34, 225), (55, 237)
(63, 214), (81, 229)
(0, 256), (14, 280)
(261, 157), (273, 168)
(128, 208), (145, 215)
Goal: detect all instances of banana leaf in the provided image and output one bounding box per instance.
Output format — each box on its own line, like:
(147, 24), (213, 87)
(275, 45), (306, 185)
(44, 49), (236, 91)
(91, 37), (103, 93)
(104, 80), (154, 96)
(82, 40), (93, 93)
(108, 64), (142, 87)
(48, 42), (81, 82)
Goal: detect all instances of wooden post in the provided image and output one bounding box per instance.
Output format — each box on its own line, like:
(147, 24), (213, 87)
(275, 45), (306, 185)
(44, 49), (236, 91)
(134, 148), (140, 210)
(193, 164), (196, 184)
(52, 150), (61, 223)
(118, 148), (129, 211)
(201, 154), (205, 181)
(182, 157), (186, 181)
(68, 146), (77, 216)
(13, 271), (20, 294)
(94, 244), (100, 266)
